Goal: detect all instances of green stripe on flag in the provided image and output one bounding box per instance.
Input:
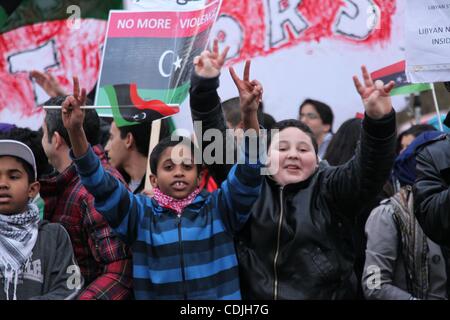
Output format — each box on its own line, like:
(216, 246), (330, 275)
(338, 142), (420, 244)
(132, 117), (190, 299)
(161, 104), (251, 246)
(99, 82), (189, 127)
(103, 84), (136, 127)
(390, 83), (431, 96)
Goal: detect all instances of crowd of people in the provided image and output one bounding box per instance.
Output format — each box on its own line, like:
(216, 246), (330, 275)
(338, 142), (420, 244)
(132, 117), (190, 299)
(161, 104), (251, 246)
(0, 41), (449, 300)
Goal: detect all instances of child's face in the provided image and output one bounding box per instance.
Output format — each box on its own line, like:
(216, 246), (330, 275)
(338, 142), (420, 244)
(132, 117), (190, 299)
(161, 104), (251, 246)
(267, 127), (318, 186)
(0, 156), (39, 215)
(150, 144), (200, 200)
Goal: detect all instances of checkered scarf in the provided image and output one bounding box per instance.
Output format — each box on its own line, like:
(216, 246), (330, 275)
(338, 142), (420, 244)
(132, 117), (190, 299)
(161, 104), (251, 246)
(391, 187), (429, 299)
(0, 203), (39, 300)
(153, 187), (201, 215)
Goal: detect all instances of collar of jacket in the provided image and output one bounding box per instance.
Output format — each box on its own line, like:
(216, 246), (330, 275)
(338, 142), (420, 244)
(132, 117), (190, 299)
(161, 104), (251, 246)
(149, 189), (210, 218)
(265, 160), (328, 193)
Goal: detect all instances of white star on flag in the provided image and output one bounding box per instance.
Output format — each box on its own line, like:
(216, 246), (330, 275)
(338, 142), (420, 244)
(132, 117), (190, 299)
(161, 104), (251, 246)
(173, 56), (182, 70)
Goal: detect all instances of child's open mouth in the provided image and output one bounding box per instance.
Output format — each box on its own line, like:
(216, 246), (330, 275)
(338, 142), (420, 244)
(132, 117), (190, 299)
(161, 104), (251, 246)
(171, 181), (188, 191)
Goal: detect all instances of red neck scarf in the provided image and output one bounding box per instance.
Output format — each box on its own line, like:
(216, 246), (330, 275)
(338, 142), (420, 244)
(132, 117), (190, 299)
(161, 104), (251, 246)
(153, 187), (201, 215)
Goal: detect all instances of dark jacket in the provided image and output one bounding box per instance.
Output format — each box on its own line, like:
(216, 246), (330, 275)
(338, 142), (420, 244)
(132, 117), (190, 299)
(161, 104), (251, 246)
(0, 221), (83, 300)
(413, 134), (450, 247)
(190, 73), (397, 299)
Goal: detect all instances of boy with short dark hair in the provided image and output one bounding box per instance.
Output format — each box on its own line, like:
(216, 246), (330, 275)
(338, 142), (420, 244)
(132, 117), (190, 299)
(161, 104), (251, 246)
(0, 127), (54, 220)
(0, 139), (82, 300)
(104, 119), (171, 194)
(61, 71), (264, 299)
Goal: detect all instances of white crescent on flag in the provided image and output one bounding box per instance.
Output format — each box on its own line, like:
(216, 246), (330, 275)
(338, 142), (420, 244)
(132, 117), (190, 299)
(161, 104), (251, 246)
(158, 50), (175, 77)
(158, 50), (183, 77)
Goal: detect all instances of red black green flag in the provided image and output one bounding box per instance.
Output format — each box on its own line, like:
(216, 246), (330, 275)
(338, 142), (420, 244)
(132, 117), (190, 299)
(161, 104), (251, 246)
(371, 60), (431, 96)
(95, 0), (222, 127)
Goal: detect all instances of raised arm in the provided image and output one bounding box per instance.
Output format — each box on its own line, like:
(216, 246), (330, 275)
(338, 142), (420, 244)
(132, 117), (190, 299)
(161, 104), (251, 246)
(61, 78), (142, 245)
(214, 61), (265, 234)
(323, 66), (396, 218)
(190, 39), (233, 184)
(229, 60), (262, 134)
(31, 70), (67, 98)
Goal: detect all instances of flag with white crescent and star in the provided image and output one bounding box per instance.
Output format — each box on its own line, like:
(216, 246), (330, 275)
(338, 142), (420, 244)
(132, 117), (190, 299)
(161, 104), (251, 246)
(95, 0), (222, 127)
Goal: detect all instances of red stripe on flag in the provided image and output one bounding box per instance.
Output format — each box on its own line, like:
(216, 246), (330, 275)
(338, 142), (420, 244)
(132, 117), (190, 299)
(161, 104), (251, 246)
(129, 83), (179, 116)
(370, 61), (405, 80)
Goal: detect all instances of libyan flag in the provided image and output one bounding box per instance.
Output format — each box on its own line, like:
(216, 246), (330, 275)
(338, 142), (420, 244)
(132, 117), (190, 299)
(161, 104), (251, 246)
(96, 1), (221, 127)
(371, 60), (431, 96)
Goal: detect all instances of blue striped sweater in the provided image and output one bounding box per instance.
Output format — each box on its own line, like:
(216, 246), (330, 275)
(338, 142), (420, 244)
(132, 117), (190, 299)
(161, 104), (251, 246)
(71, 140), (263, 300)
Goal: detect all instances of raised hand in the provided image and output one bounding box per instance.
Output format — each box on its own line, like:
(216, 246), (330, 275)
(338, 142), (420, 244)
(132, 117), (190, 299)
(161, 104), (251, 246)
(193, 38), (230, 78)
(229, 60), (263, 115)
(353, 65), (395, 119)
(61, 76), (87, 132)
(30, 70), (66, 97)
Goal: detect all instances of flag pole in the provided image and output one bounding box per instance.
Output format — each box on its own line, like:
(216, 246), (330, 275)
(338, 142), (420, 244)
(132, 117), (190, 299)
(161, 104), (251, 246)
(43, 106), (113, 109)
(430, 83), (444, 131)
(43, 105), (179, 109)
(144, 119), (162, 193)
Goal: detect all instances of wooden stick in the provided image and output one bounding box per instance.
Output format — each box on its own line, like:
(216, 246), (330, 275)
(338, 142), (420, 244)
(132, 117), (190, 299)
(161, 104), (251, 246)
(144, 119), (162, 192)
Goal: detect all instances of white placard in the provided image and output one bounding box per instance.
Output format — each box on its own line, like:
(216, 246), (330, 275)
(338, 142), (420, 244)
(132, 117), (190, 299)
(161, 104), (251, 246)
(405, 0), (450, 83)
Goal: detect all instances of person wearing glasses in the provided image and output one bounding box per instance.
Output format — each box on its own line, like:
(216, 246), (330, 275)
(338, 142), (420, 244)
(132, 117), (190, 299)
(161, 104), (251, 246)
(299, 99), (334, 158)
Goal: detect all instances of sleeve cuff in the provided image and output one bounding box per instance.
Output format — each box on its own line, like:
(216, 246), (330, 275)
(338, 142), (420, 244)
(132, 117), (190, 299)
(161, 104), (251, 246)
(190, 72), (220, 92)
(69, 145), (99, 177)
(363, 109), (396, 139)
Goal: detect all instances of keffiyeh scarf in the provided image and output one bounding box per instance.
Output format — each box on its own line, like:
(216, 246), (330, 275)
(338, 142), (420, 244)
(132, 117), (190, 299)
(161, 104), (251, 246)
(0, 203), (40, 300)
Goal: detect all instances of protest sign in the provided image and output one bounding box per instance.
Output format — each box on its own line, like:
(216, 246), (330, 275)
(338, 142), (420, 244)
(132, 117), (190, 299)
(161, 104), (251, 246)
(405, 0), (450, 83)
(124, 0), (212, 11)
(95, 0), (222, 127)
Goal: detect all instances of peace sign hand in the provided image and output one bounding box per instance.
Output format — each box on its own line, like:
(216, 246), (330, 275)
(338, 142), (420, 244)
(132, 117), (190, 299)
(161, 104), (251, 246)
(193, 38), (230, 78)
(229, 60), (263, 115)
(353, 65), (395, 119)
(61, 76), (87, 132)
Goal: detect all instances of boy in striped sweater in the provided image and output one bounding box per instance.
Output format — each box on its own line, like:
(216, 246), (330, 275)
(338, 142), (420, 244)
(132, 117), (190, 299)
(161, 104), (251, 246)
(60, 55), (264, 299)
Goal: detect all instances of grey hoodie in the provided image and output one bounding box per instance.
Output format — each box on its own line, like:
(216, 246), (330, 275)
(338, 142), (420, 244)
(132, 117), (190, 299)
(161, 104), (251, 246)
(0, 220), (83, 300)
